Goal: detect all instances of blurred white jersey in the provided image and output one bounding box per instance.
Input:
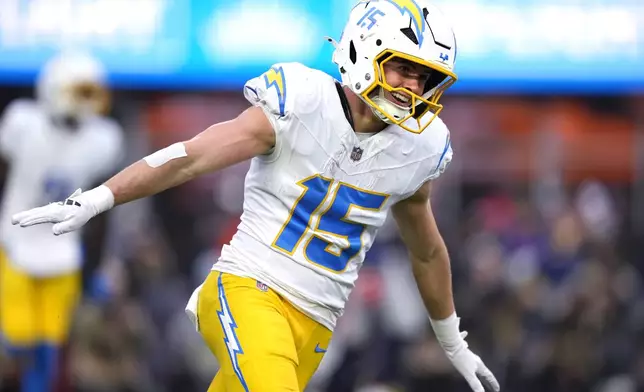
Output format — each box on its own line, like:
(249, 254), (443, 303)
(0, 99), (123, 276)
(213, 63), (452, 330)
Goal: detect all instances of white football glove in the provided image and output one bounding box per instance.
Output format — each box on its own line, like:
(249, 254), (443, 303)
(11, 185), (114, 236)
(431, 314), (500, 392)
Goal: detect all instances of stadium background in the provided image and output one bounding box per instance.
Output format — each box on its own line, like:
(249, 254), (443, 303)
(1, 0), (644, 391)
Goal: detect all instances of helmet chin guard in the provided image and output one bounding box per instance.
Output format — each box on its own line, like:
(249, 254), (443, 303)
(370, 87), (408, 124)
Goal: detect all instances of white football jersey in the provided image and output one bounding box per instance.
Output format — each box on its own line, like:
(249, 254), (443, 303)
(212, 63), (452, 330)
(0, 99), (123, 276)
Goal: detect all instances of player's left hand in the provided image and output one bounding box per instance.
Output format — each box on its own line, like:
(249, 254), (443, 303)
(12, 188), (101, 235)
(442, 331), (500, 392)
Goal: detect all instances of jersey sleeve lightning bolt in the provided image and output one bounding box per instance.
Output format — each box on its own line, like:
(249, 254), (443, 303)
(244, 63), (292, 120)
(262, 66), (287, 117)
(243, 63), (309, 157)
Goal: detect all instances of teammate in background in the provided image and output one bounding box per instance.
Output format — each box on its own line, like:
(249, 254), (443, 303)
(12, 1), (500, 391)
(0, 51), (124, 392)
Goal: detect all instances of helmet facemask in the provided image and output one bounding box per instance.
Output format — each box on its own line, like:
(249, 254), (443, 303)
(361, 50), (456, 133)
(60, 81), (111, 118)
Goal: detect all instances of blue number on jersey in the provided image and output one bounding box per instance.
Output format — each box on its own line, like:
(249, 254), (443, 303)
(273, 174), (389, 272)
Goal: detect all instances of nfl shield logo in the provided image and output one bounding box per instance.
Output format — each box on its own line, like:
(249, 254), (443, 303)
(350, 146), (363, 162)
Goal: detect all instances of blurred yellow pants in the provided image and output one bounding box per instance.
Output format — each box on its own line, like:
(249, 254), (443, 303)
(197, 272), (332, 392)
(0, 250), (80, 346)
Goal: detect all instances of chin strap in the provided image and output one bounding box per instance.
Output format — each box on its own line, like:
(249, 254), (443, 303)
(369, 87), (411, 124)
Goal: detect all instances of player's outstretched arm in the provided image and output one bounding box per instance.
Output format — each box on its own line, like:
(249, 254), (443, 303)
(392, 182), (500, 392)
(11, 106), (275, 235)
(106, 106), (274, 205)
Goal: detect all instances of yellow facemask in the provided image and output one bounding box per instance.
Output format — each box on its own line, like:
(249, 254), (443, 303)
(361, 50), (457, 134)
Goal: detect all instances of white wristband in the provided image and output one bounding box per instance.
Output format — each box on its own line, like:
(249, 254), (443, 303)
(430, 312), (463, 345)
(82, 185), (115, 215)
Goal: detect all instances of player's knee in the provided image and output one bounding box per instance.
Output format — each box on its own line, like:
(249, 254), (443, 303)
(1, 325), (37, 349)
(40, 327), (69, 346)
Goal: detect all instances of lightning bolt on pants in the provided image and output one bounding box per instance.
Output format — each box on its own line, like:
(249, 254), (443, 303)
(197, 272), (333, 391)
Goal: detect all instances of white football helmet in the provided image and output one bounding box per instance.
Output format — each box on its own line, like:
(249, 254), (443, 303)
(36, 51), (111, 124)
(331, 0), (457, 133)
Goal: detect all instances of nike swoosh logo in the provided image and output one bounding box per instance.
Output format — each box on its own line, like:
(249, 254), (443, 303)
(314, 343), (327, 354)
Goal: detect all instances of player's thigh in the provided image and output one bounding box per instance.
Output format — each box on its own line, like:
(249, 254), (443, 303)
(198, 271), (300, 392)
(283, 301), (333, 390)
(0, 252), (37, 346)
(38, 270), (81, 344)
(294, 328), (332, 389)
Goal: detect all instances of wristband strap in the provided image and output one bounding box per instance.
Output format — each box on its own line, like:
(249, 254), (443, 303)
(82, 185), (115, 215)
(430, 312), (462, 345)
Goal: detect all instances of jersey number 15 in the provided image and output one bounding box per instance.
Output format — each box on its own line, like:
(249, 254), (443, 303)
(272, 174), (388, 272)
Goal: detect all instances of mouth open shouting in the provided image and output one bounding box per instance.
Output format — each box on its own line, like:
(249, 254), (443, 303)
(386, 89), (413, 108)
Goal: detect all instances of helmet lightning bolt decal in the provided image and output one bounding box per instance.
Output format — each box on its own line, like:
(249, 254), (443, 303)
(383, 0), (425, 46)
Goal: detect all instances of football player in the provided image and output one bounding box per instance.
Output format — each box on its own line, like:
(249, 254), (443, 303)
(0, 51), (124, 392)
(11, 1), (500, 391)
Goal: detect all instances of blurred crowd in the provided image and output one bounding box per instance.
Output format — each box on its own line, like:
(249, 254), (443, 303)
(0, 90), (643, 392)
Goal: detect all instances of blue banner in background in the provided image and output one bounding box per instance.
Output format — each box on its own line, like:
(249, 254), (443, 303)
(0, 0), (191, 75)
(0, 0), (643, 94)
